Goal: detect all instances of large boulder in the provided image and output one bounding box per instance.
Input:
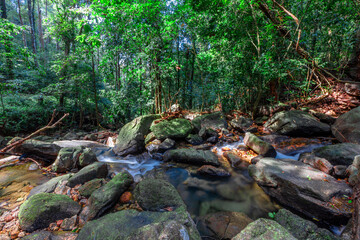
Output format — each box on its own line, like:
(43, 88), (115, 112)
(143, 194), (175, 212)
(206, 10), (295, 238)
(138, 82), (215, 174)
(28, 174), (72, 198)
(52, 147), (83, 173)
(274, 209), (339, 240)
(192, 112), (227, 132)
(312, 143), (360, 166)
(52, 147), (97, 173)
(163, 149), (220, 166)
(150, 118), (193, 140)
(229, 117), (253, 131)
(134, 178), (185, 211)
(244, 132), (277, 157)
(249, 158), (353, 222)
(18, 193), (81, 232)
(264, 110), (330, 137)
(232, 218), (296, 240)
(67, 162), (108, 188)
(14, 139), (61, 160)
(77, 209), (201, 240)
(87, 171), (133, 220)
(332, 106), (360, 144)
(113, 114), (160, 156)
(196, 211), (253, 239)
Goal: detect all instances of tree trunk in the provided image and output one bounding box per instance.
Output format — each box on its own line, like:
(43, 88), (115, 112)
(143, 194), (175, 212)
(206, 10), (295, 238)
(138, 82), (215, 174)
(37, 3), (44, 50)
(28, 0), (38, 66)
(92, 54), (100, 126)
(17, 0), (27, 48)
(1, 0), (14, 79)
(347, 28), (360, 81)
(189, 37), (196, 109)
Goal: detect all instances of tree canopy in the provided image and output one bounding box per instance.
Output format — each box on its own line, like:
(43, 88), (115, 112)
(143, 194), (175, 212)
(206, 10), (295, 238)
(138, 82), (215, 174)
(0, 0), (359, 133)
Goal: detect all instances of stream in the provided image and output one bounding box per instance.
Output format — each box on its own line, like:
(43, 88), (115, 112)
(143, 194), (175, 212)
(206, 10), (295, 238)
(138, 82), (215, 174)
(93, 136), (343, 234)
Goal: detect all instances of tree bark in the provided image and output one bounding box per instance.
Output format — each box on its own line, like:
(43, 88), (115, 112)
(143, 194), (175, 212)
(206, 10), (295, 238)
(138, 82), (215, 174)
(1, 0), (14, 79)
(347, 28), (360, 81)
(28, 0), (38, 66)
(17, 0), (27, 48)
(92, 54), (100, 126)
(38, 3), (45, 50)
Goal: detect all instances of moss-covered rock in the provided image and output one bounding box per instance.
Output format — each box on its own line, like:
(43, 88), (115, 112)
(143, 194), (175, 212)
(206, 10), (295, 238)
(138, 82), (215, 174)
(163, 148), (220, 166)
(18, 193), (81, 232)
(312, 143), (360, 166)
(264, 110), (330, 137)
(134, 178), (185, 211)
(232, 218), (296, 240)
(67, 162), (108, 188)
(87, 171), (133, 220)
(192, 112), (228, 132)
(28, 174), (72, 198)
(78, 178), (106, 198)
(77, 209), (201, 240)
(274, 209), (339, 240)
(53, 146), (98, 173)
(52, 147), (83, 173)
(244, 132), (277, 157)
(150, 118), (193, 140)
(113, 114), (160, 156)
(332, 106), (360, 144)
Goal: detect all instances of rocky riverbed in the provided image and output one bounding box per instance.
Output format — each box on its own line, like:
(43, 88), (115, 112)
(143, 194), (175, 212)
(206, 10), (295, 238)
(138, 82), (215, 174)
(0, 107), (359, 239)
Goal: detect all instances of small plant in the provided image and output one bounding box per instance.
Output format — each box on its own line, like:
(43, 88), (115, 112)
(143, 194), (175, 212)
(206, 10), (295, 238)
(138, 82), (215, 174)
(268, 212), (276, 219)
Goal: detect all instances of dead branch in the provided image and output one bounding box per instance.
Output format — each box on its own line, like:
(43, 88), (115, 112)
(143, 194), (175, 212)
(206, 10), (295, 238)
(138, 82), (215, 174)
(0, 110), (69, 153)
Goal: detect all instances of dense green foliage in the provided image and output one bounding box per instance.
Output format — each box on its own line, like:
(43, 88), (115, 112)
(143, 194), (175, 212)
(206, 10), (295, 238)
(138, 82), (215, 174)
(0, 0), (359, 133)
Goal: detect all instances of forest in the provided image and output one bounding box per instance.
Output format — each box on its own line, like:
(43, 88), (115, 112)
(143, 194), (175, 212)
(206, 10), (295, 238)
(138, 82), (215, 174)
(0, 0), (358, 133)
(0, 0), (360, 239)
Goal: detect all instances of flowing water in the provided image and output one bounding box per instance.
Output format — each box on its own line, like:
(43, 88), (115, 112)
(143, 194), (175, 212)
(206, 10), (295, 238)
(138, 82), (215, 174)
(94, 137), (331, 220)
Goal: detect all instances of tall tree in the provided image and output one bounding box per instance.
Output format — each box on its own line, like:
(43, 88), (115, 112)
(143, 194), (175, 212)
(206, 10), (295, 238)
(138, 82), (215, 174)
(1, 0), (14, 79)
(28, 0), (38, 66)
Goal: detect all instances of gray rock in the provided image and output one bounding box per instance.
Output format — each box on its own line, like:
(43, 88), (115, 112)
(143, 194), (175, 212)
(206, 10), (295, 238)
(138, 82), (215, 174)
(232, 218), (296, 240)
(192, 112), (227, 132)
(197, 165), (231, 177)
(87, 171), (133, 220)
(63, 132), (79, 140)
(264, 110), (330, 137)
(312, 143), (360, 166)
(28, 174), (72, 198)
(78, 148), (97, 167)
(249, 158), (353, 222)
(113, 114), (160, 156)
(158, 138), (176, 153)
(14, 139), (61, 160)
(144, 132), (156, 145)
(134, 178), (185, 211)
(163, 149), (220, 166)
(299, 152), (334, 175)
(230, 117), (253, 131)
(244, 132), (276, 157)
(309, 110), (336, 125)
(18, 193), (81, 232)
(196, 211), (253, 239)
(274, 209), (339, 240)
(345, 82), (360, 97)
(77, 209), (201, 240)
(150, 118), (193, 140)
(78, 178), (106, 198)
(67, 162), (108, 188)
(186, 134), (203, 145)
(332, 106), (360, 144)
(52, 147), (83, 173)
